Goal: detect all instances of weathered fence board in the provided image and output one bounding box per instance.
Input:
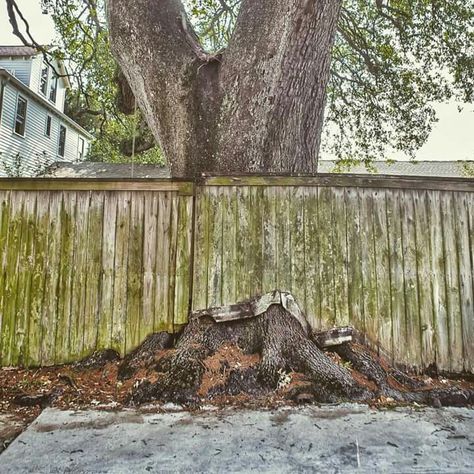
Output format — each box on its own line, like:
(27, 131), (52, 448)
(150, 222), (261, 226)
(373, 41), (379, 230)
(0, 175), (473, 372)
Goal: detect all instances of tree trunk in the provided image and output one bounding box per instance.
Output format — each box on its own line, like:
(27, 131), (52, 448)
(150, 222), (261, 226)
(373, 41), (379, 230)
(107, 0), (342, 177)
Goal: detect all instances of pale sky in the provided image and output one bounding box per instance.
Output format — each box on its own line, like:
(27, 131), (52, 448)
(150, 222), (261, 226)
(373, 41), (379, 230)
(1, 0), (473, 162)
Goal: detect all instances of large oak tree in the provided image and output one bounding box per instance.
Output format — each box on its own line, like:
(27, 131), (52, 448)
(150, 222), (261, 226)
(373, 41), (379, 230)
(107, 0), (342, 176)
(105, 0), (473, 177)
(7, 1), (473, 174)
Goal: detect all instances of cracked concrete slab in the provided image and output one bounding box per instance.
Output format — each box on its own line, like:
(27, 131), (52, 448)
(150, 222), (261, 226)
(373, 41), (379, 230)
(1, 405), (473, 473)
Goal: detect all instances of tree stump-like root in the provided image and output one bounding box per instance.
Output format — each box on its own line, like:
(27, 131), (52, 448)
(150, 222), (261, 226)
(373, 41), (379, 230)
(124, 302), (473, 407)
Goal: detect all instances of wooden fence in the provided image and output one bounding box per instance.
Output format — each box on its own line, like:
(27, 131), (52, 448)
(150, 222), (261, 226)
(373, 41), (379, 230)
(0, 179), (193, 366)
(1, 175), (473, 372)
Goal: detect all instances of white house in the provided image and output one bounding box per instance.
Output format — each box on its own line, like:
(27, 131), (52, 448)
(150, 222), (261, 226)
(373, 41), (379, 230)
(0, 45), (93, 177)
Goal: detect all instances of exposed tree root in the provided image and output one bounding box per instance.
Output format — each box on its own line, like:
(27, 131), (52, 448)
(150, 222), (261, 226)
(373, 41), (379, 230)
(121, 297), (473, 408)
(118, 332), (174, 380)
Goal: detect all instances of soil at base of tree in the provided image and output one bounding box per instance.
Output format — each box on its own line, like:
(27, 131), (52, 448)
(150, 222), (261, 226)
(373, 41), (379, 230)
(1, 342), (473, 447)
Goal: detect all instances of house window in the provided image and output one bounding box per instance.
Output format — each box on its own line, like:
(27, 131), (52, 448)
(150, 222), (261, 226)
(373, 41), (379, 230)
(58, 125), (66, 157)
(40, 63), (49, 95)
(78, 137), (85, 160)
(14, 95), (27, 136)
(49, 74), (58, 103)
(45, 115), (52, 137)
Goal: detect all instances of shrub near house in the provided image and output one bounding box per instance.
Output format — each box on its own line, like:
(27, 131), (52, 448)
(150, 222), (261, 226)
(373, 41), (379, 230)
(0, 46), (93, 177)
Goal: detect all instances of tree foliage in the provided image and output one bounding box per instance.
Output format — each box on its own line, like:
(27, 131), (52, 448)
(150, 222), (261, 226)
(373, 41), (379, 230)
(185, 0), (473, 165)
(9, 0), (473, 166)
(35, 0), (164, 164)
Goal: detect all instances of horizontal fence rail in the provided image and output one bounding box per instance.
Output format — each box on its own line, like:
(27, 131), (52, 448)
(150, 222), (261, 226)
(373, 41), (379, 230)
(0, 175), (473, 372)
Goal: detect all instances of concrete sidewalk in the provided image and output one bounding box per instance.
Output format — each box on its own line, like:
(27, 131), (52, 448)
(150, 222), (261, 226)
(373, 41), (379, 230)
(1, 404), (473, 473)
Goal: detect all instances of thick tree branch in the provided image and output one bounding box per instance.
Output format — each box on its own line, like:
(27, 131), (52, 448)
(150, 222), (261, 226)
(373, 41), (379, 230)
(216, 0), (343, 173)
(106, 0), (221, 176)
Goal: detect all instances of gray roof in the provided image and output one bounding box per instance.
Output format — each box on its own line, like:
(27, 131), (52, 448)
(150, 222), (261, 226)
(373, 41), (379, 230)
(318, 160), (472, 177)
(41, 160), (472, 179)
(0, 45), (38, 57)
(43, 162), (171, 178)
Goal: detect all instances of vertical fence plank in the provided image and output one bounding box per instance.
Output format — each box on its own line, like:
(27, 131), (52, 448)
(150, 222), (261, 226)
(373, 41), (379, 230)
(0, 191), (11, 362)
(386, 190), (406, 365)
(55, 192), (76, 363)
(275, 187), (291, 294)
(454, 192), (474, 372)
(359, 189), (377, 345)
(372, 190), (392, 355)
(167, 194), (179, 330)
(467, 192), (474, 373)
(82, 191), (105, 356)
(154, 192), (172, 331)
(9, 193), (33, 366)
(0, 192), (22, 366)
(304, 187), (320, 328)
(318, 186), (335, 326)
(236, 186), (250, 299)
(441, 193), (463, 372)
(413, 190), (435, 368)
(14, 193), (36, 366)
(126, 193), (145, 353)
(174, 195), (193, 326)
(400, 191), (422, 368)
(41, 192), (63, 366)
(192, 189), (209, 310)
(8, 192), (27, 367)
(27, 194), (50, 366)
(427, 191), (449, 372)
(249, 186), (264, 298)
(111, 192), (131, 355)
(97, 192), (118, 350)
(141, 193), (158, 338)
(290, 187), (306, 310)
(345, 187), (364, 335)
(68, 192), (90, 359)
(262, 187), (277, 296)
(207, 187), (223, 307)
(332, 188), (349, 327)
(222, 187), (238, 305)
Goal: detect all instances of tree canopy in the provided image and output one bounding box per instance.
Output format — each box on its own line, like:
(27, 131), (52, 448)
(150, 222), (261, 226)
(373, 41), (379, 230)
(186, 0), (473, 167)
(6, 0), (164, 164)
(8, 0), (473, 167)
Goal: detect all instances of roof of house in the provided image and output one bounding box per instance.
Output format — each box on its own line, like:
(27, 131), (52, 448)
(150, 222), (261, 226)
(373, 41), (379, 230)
(318, 160), (472, 177)
(0, 45), (38, 57)
(0, 68), (93, 140)
(41, 160), (473, 179)
(43, 162), (170, 178)
(0, 45), (71, 88)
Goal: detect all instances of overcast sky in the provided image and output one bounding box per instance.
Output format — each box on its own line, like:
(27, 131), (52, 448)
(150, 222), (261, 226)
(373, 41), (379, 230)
(1, 0), (473, 162)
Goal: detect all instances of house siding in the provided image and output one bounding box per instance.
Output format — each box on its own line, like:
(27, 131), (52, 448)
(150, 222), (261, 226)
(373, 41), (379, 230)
(0, 57), (32, 86)
(0, 82), (90, 177)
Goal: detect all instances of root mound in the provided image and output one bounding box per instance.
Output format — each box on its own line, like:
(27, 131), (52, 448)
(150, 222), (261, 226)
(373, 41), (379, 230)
(2, 294), (473, 415)
(125, 299), (473, 408)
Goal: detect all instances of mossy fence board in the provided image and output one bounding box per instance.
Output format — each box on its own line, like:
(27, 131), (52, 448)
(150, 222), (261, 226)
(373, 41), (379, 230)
(0, 175), (473, 372)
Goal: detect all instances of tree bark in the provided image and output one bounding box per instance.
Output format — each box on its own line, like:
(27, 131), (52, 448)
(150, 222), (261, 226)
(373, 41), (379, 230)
(107, 0), (221, 177)
(107, 0), (342, 177)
